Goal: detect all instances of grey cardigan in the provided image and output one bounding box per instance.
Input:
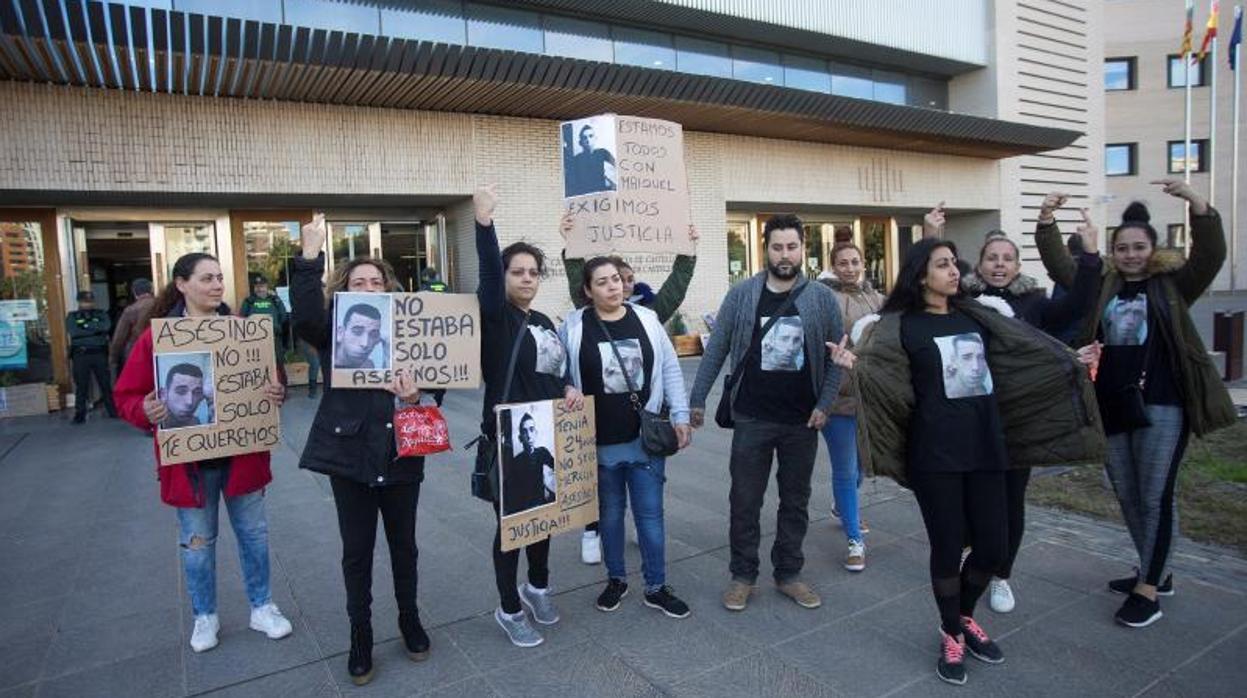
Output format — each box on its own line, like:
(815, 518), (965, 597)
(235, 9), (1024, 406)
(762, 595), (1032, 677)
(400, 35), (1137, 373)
(688, 272), (843, 415)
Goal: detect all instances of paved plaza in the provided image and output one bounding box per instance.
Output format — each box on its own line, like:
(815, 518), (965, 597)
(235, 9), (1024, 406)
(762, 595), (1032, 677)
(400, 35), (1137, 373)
(1, 360), (1245, 697)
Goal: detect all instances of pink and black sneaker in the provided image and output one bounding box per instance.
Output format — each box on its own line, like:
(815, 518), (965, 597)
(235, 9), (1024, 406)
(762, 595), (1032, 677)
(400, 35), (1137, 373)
(937, 630), (967, 685)
(960, 616), (1004, 664)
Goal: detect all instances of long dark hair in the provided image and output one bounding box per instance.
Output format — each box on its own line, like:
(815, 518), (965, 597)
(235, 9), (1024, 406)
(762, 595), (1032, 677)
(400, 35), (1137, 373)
(145, 252), (218, 324)
(880, 238), (963, 314)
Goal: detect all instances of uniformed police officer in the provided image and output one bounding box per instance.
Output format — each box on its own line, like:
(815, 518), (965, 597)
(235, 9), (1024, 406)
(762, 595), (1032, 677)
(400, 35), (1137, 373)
(240, 275), (289, 365)
(67, 290), (116, 423)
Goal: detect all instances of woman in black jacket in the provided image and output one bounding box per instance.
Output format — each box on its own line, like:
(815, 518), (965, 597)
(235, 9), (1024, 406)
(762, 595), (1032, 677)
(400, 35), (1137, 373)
(291, 214), (428, 686)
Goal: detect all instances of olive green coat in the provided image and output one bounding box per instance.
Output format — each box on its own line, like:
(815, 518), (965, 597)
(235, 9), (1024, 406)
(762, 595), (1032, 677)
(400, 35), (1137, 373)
(854, 299), (1106, 487)
(1036, 209), (1236, 437)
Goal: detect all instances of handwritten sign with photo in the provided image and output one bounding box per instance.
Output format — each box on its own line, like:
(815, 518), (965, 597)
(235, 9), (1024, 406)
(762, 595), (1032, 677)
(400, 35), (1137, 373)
(497, 397), (599, 552)
(151, 316), (281, 465)
(562, 114), (693, 258)
(330, 292), (481, 390)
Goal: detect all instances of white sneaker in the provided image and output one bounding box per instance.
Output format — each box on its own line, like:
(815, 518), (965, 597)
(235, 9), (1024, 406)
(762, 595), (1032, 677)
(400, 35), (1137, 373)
(249, 603), (294, 639)
(989, 578), (1015, 613)
(844, 540), (866, 572)
(581, 531), (602, 565)
(190, 614), (220, 653)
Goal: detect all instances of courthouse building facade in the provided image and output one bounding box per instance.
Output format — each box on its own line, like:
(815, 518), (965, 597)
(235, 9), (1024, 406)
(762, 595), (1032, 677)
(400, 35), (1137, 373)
(0, 0), (1104, 391)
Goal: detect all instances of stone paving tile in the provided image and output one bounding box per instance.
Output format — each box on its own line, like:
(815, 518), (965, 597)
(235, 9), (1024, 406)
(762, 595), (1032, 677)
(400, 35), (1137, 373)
(325, 629), (477, 696)
(669, 649), (844, 697)
(776, 617), (932, 697)
(198, 661), (339, 697)
(38, 647), (183, 698)
(41, 605), (180, 681)
(0, 596), (64, 646)
(0, 636), (52, 692)
(481, 640), (662, 698)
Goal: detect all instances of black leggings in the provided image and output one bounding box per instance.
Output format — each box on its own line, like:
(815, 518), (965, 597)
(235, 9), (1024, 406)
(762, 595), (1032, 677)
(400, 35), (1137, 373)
(493, 504), (550, 614)
(910, 469), (1008, 635)
(999, 468), (1031, 579)
(330, 476), (421, 625)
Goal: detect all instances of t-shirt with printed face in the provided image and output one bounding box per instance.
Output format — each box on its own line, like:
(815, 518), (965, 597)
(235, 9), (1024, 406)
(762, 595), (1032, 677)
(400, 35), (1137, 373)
(1095, 281), (1180, 413)
(735, 287), (815, 424)
(901, 309), (1007, 474)
(578, 307), (654, 445)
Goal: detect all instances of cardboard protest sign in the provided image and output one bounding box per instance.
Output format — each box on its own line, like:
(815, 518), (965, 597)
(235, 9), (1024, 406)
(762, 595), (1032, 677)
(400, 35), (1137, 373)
(497, 397), (598, 552)
(152, 316), (280, 465)
(330, 292), (481, 390)
(562, 114), (692, 258)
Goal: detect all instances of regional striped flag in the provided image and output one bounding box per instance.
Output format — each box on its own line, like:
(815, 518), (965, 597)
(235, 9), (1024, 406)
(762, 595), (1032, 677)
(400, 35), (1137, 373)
(1198, 1), (1221, 61)
(1230, 4), (1244, 69)
(1182, 0), (1196, 58)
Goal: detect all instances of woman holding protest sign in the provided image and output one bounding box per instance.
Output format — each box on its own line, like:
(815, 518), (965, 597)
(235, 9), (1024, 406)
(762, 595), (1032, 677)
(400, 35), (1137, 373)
(115, 252), (292, 655)
(559, 256), (694, 618)
(290, 215), (429, 685)
(472, 184), (583, 649)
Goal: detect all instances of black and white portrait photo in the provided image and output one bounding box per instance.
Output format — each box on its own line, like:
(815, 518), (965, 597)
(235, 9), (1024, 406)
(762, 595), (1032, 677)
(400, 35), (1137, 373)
(599, 339), (644, 394)
(155, 352), (215, 430)
(333, 293), (392, 370)
(1102, 294), (1148, 346)
(497, 400), (557, 516)
(760, 316), (805, 372)
(562, 115), (617, 198)
(529, 325), (567, 377)
(935, 332), (994, 399)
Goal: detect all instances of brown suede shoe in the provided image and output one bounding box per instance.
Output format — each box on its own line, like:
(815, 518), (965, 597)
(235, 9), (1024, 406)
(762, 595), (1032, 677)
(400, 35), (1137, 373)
(776, 580), (821, 609)
(722, 580), (754, 611)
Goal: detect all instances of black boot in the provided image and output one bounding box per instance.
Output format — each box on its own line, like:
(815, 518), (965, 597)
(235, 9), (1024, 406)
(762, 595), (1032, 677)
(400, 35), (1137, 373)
(399, 611), (430, 661)
(348, 622), (374, 686)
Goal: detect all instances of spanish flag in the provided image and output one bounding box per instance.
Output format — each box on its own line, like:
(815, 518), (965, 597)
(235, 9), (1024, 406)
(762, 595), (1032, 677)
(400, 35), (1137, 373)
(1182, 0), (1196, 58)
(1198, 1), (1221, 61)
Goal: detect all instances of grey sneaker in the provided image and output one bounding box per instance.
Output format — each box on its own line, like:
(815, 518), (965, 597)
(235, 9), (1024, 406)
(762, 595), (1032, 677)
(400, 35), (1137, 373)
(494, 608), (544, 648)
(518, 583), (560, 625)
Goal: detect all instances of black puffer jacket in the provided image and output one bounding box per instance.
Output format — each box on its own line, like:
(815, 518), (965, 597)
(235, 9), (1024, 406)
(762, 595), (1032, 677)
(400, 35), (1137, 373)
(961, 251), (1101, 339)
(290, 254), (423, 486)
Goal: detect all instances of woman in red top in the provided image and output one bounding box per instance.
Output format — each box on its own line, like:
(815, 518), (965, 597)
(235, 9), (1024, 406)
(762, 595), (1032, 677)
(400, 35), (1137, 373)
(115, 252), (291, 654)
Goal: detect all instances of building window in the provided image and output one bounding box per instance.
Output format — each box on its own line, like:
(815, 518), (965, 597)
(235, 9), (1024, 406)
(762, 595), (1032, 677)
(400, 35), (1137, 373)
(380, 0), (468, 45)
(1168, 139), (1209, 173)
(543, 16), (613, 62)
(613, 27), (675, 69)
(675, 36), (732, 78)
(1168, 54), (1208, 87)
(731, 46), (782, 85)
(465, 3), (544, 54)
(0, 221), (52, 386)
(782, 54), (831, 93)
(1106, 143), (1137, 176)
(1105, 57), (1136, 90)
(1167, 224), (1187, 251)
(831, 62), (874, 99)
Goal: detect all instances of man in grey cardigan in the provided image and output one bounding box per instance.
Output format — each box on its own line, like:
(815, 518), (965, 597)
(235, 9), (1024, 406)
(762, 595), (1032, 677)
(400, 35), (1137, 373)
(689, 214), (843, 612)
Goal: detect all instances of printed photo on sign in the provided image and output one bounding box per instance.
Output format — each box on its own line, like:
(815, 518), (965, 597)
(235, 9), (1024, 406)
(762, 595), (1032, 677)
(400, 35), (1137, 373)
(562, 115), (617, 198)
(529, 325), (567, 377)
(155, 351), (215, 430)
(497, 400), (557, 517)
(1102, 294), (1148, 346)
(599, 339), (644, 394)
(760, 316), (805, 372)
(934, 333), (993, 399)
(333, 293), (392, 370)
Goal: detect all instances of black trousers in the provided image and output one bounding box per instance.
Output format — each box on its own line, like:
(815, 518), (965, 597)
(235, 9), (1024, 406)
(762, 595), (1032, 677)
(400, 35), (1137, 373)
(910, 469), (1008, 634)
(727, 417), (819, 584)
(999, 467), (1031, 579)
(329, 476), (420, 625)
(492, 503), (550, 614)
(72, 351), (115, 418)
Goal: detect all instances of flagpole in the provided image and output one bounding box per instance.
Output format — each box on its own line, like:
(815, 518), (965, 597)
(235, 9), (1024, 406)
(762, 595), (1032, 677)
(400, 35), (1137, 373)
(1186, 56), (1194, 242)
(1233, 6), (1242, 290)
(1211, 33), (1220, 208)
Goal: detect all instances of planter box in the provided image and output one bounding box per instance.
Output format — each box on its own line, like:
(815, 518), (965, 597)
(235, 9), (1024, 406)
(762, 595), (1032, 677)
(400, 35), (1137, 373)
(285, 362), (310, 386)
(673, 334), (703, 357)
(0, 383), (52, 418)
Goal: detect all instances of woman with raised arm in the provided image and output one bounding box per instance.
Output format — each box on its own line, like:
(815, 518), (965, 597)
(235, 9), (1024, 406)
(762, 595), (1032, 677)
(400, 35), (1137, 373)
(1036, 179), (1236, 628)
(115, 253), (291, 655)
(472, 185), (583, 648)
(830, 238), (1103, 686)
(289, 215), (428, 685)
(559, 256), (694, 618)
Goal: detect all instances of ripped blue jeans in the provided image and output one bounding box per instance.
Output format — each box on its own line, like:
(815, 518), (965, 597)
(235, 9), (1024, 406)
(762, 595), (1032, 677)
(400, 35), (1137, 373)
(175, 465), (272, 616)
(598, 452), (667, 592)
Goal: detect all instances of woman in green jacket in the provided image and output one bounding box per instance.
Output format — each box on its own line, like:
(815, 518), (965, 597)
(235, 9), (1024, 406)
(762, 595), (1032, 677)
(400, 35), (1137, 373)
(1037, 179), (1236, 628)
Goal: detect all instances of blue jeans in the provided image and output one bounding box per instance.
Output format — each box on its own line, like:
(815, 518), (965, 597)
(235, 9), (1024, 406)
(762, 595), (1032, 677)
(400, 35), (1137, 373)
(598, 455), (667, 591)
(820, 415), (862, 542)
(176, 466), (273, 616)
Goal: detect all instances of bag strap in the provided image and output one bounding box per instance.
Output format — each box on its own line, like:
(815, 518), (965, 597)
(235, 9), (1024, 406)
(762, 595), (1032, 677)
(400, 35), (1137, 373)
(724, 280), (809, 389)
(500, 308), (530, 404)
(591, 310), (642, 409)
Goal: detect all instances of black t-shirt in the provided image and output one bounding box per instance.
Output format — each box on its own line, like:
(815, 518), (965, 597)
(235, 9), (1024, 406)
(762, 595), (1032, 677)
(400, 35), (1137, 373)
(502, 445), (555, 516)
(901, 309), (1007, 474)
(735, 287), (815, 424)
(1095, 280), (1180, 407)
(578, 307), (654, 445)
(480, 305), (567, 434)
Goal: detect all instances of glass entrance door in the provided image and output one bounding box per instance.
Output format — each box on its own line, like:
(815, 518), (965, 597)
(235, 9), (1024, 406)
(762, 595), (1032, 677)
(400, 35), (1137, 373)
(379, 219), (447, 291)
(150, 222), (217, 290)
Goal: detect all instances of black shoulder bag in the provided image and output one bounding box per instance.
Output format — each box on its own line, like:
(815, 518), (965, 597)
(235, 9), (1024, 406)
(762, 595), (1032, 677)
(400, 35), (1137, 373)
(468, 313), (529, 502)
(715, 282), (808, 429)
(593, 311), (680, 457)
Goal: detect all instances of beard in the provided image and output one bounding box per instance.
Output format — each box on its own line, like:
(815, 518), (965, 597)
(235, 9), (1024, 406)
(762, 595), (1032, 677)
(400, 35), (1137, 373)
(767, 259), (799, 280)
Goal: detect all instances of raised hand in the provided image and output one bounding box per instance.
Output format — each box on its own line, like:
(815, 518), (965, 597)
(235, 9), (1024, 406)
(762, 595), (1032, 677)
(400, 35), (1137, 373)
(826, 335), (857, 369)
(923, 201), (946, 238)
(1039, 192), (1069, 224)
(688, 224), (700, 243)
(1075, 208), (1099, 254)
(300, 212), (326, 261)
(1151, 178), (1208, 215)
(559, 211), (574, 241)
(475, 184), (499, 226)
